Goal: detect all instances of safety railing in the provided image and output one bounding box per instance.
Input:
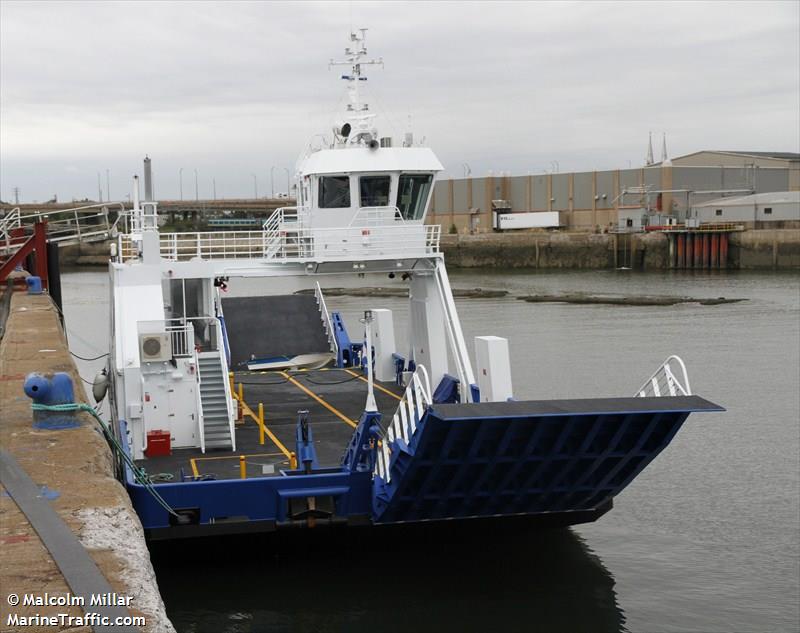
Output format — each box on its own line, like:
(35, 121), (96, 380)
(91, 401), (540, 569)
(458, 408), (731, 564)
(0, 208), (21, 254)
(6, 203), (127, 246)
(375, 365), (432, 483)
(119, 223), (441, 263)
(137, 316), (219, 359)
(348, 206), (404, 227)
(635, 355), (691, 397)
(159, 231), (267, 261)
(315, 282), (338, 358)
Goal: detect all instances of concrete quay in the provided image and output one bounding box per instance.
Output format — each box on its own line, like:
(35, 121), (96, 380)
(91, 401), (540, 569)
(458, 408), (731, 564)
(441, 229), (800, 270)
(0, 292), (173, 632)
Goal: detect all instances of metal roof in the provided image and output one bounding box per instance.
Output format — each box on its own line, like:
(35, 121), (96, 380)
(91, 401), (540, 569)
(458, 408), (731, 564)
(693, 191), (800, 207)
(721, 151), (800, 160)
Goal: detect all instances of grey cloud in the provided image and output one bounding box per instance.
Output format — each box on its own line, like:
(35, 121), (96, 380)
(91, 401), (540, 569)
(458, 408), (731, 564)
(1, 0), (797, 202)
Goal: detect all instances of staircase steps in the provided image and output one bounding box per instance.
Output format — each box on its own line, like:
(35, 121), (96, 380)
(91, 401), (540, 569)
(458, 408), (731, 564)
(198, 353), (233, 451)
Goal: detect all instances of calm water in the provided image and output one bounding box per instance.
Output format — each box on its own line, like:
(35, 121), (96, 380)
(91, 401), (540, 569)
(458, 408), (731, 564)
(61, 267), (800, 633)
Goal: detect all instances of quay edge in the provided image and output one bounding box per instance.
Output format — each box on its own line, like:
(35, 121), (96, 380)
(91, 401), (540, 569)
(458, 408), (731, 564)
(440, 228), (800, 270)
(0, 291), (174, 633)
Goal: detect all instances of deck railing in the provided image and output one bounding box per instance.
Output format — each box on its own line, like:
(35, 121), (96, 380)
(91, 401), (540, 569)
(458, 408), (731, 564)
(315, 282), (338, 358)
(635, 355), (691, 397)
(119, 223), (440, 263)
(375, 365), (432, 483)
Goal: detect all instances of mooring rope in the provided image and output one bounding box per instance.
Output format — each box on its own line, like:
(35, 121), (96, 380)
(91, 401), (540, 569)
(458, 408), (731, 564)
(30, 402), (179, 518)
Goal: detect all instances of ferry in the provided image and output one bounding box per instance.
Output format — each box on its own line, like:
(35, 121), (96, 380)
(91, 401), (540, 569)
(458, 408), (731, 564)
(105, 31), (722, 539)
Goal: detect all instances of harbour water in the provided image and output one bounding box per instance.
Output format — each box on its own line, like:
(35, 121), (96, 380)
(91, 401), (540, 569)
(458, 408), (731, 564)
(62, 268), (800, 633)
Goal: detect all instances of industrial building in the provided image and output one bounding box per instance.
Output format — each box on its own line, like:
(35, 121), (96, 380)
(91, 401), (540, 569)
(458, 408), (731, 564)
(691, 191), (800, 227)
(429, 150), (799, 233)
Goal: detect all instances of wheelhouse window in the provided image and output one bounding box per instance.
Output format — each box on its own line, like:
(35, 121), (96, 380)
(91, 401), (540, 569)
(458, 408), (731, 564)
(397, 174), (433, 220)
(359, 175), (391, 207)
(318, 176), (351, 208)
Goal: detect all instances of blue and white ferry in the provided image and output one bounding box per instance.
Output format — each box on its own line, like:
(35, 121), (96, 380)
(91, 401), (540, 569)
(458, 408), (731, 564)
(107, 31), (721, 539)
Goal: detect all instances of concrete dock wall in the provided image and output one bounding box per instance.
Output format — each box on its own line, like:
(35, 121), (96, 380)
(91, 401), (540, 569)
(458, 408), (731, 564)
(729, 229), (800, 269)
(441, 231), (673, 269)
(441, 229), (797, 269)
(0, 292), (174, 632)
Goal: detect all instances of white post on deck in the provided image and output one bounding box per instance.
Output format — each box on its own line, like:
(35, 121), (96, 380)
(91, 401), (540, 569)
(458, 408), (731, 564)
(363, 310), (378, 413)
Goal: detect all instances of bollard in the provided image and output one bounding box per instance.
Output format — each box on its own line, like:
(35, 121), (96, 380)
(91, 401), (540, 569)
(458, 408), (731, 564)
(290, 452), (298, 470)
(26, 276), (43, 295)
(239, 455), (246, 479)
(229, 371), (235, 397)
(23, 372), (80, 429)
(258, 403), (265, 446)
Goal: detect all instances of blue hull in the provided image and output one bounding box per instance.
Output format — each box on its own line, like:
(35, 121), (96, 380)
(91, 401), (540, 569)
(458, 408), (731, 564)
(123, 395), (722, 540)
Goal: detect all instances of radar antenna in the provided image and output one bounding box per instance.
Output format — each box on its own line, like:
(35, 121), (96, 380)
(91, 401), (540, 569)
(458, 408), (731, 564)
(329, 29), (384, 146)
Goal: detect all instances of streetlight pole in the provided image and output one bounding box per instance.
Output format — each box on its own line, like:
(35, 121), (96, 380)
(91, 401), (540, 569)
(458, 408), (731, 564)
(251, 174), (258, 199)
(106, 169), (110, 202)
(97, 172), (103, 202)
(270, 166), (276, 199)
(283, 168), (290, 198)
(194, 169), (199, 201)
(179, 168), (183, 200)
(213, 178), (217, 201)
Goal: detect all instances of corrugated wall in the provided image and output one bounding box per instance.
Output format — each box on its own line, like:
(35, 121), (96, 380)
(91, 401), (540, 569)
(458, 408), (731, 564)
(430, 164), (792, 231)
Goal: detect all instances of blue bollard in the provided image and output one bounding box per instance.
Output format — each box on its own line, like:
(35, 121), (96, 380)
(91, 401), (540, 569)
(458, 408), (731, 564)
(26, 276), (43, 294)
(23, 372), (80, 429)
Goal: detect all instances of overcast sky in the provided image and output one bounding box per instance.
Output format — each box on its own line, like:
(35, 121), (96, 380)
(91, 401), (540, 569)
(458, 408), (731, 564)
(1, 0), (798, 203)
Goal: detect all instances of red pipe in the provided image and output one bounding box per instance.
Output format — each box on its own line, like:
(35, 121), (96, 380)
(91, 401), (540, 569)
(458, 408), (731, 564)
(711, 233), (719, 268)
(685, 234), (694, 269)
(694, 233), (703, 268)
(719, 233), (728, 269)
(677, 234), (685, 269)
(702, 234), (710, 268)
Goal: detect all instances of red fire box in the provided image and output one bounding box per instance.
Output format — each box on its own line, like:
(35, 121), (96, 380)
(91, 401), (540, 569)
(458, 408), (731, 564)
(145, 430), (171, 457)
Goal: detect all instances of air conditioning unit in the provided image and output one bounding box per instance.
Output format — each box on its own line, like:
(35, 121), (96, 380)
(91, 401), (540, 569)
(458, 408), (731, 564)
(139, 333), (172, 363)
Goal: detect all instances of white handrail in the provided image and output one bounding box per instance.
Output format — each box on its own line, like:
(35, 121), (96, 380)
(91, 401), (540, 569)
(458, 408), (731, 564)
(315, 282), (338, 358)
(195, 347), (206, 454)
(375, 365), (432, 483)
(217, 321), (236, 453)
(635, 355), (692, 397)
(433, 261), (476, 401)
(119, 224), (441, 263)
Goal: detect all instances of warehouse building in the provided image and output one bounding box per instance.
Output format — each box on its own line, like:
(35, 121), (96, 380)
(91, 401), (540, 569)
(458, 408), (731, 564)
(691, 191), (800, 227)
(429, 150), (799, 232)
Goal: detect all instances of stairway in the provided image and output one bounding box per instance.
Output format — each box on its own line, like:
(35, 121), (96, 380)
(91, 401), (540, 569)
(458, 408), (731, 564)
(198, 352), (234, 451)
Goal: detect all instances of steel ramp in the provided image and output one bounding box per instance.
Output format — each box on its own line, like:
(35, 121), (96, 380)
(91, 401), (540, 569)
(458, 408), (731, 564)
(372, 396), (722, 523)
(221, 295), (332, 370)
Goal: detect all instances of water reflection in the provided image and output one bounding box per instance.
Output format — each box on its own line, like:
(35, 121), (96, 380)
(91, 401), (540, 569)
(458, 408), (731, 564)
(151, 522), (625, 633)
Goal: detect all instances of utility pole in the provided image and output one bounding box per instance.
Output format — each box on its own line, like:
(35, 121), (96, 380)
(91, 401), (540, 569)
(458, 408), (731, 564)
(251, 173), (258, 199)
(270, 166), (277, 199)
(97, 172), (103, 202)
(284, 168), (290, 198)
(13, 187), (20, 205)
(213, 178), (217, 201)
(106, 169), (111, 202)
(179, 168), (184, 200)
(194, 169), (199, 201)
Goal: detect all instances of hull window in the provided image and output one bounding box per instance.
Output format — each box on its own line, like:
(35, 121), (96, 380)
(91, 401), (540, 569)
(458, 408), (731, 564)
(398, 174), (432, 220)
(319, 176), (351, 208)
(359, 175), (391, 207)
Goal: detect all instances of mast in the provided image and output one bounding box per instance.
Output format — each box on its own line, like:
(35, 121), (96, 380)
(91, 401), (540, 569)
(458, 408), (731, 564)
(329, 29), (384, 146)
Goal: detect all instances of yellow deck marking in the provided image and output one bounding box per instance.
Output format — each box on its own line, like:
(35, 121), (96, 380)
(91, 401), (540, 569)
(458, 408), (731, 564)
(191, 452), (285, 476)
(237, 398), (294, 460)
(280, 371), (357, 428)
(195, 452), (283, 462)
(344, 369), (403, 401)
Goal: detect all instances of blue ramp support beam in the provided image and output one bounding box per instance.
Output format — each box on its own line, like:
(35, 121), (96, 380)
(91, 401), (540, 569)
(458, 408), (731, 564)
(372, 395), (723, 523)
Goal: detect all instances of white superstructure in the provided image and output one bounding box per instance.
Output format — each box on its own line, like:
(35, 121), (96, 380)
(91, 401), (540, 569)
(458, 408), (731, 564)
(109, 31), (505, 462)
